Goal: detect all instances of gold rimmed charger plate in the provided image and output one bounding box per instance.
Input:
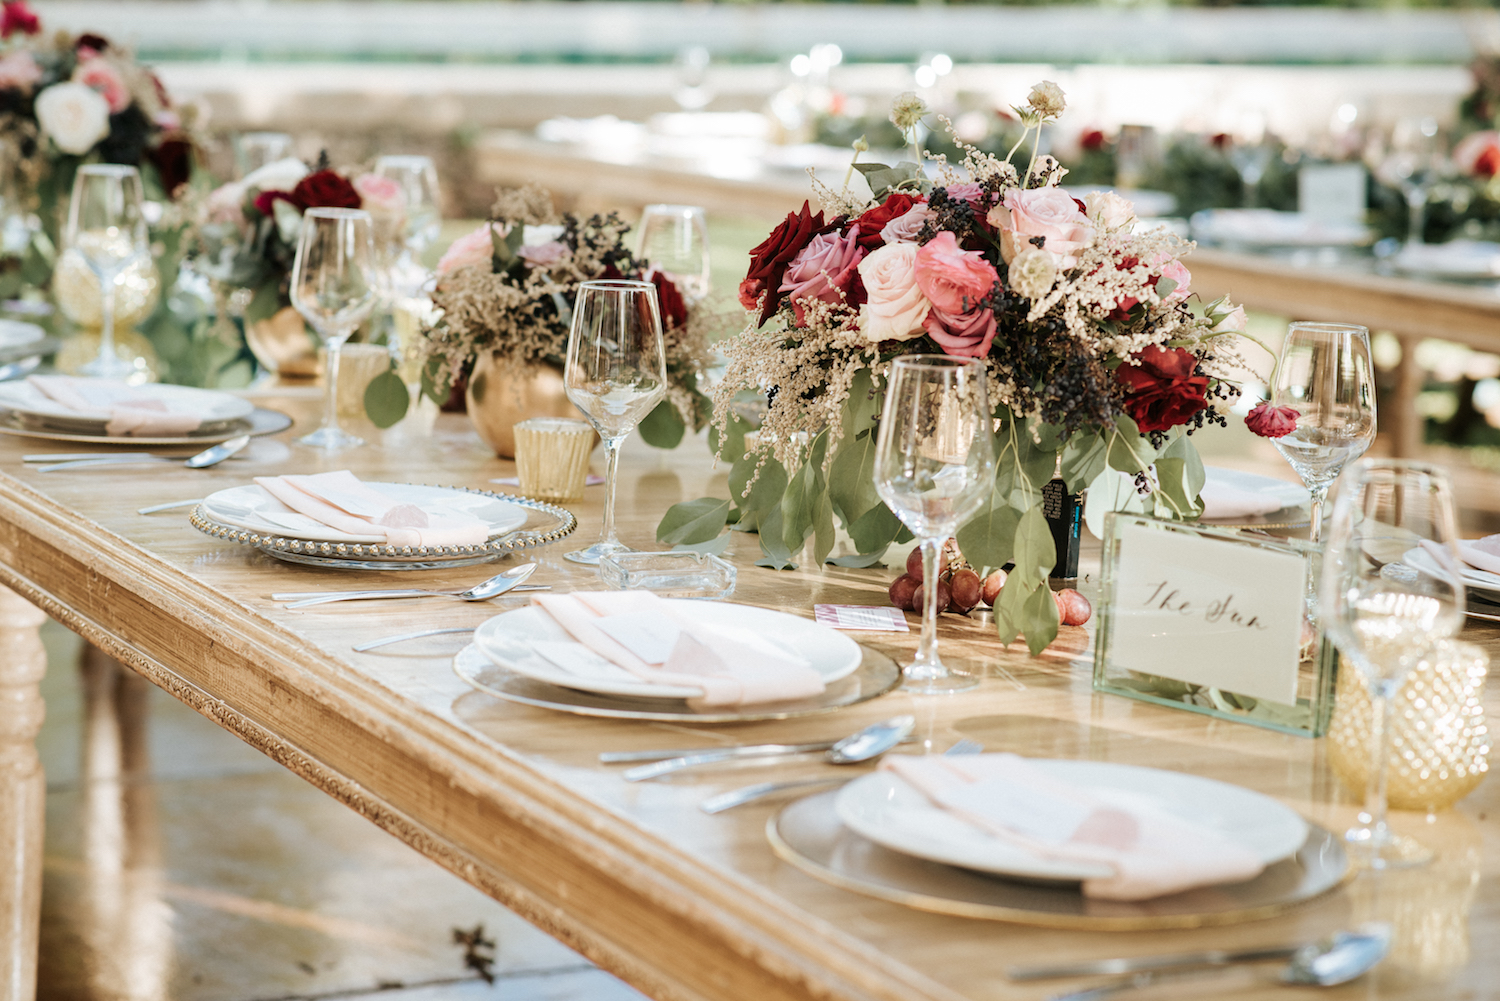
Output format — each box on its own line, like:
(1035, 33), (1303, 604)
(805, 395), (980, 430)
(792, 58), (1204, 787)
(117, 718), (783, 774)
(767, 790), (1349, 930)
(0, 406), (293, 445)
(452, 643), (900, 722)
(1200, 504), (1311, 532)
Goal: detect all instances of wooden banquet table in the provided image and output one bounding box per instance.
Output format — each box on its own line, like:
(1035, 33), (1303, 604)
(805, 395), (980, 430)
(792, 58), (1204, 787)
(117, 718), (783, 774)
(1, 394), (1497, 1001)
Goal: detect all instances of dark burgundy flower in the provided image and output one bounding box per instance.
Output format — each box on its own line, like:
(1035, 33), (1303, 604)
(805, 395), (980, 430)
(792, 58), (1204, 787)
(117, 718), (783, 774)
(1080, 129), (1106, 151)
(253, 190), (296, 216)
(290, 169), (361, 211)
(852, 192), (914, 251)
(650, 271), (687, 330)
(1244, 401), (1298, 438)
(740, 201), (828, 326)
(76, 32), (108, 52)
(149, 137), (193, 198)
(1116, 344), (1209, 433)
(1, 1), (37, 37)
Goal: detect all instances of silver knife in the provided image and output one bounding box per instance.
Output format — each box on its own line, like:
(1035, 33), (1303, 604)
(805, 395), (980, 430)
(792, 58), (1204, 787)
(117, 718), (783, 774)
(600, 740), (846, 764)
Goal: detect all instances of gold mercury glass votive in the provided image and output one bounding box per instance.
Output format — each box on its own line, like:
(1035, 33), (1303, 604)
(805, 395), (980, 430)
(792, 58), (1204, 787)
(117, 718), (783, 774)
(513, 417), (595, 502)
(1328, 639), (1491, 811)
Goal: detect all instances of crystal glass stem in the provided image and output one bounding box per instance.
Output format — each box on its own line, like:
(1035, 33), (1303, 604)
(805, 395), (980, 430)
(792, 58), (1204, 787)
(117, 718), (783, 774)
(1406, 186), (1426, 245)
(99, 279), (117, 368)
(322, 335), (344, 434)
(600, 434), (624, 551)
(1307, 483), (1329, 544)
(1355, 678), (1399, 852)
(902, 537), (977, 694)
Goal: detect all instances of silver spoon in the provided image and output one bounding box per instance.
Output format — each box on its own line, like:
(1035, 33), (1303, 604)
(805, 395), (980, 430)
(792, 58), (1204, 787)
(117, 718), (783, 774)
(1036, 924), (1391, 1001)
(276, 563), (540, 608)
(623, 715), (915, 782)
(34, 434), (251, 472)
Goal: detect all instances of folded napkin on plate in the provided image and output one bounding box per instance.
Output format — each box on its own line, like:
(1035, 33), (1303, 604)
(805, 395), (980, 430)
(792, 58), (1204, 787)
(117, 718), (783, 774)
(1199, 479), (1286, 520)
(529, 591), (826, 706)
(26, 375), (202, 437)
(1457, 537), (1500, 577)
(253, 471), (490, 548)
(881, 753), (1266, 901)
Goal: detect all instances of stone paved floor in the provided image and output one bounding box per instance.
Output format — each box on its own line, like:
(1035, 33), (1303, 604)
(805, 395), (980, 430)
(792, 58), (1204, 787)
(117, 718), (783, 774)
(35, 622), (648, 1001)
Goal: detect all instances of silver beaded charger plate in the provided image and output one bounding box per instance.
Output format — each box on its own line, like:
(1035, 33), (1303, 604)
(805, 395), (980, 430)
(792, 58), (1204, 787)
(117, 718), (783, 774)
(767, 791), (1349, 931)
(451, 642), (900, 722)
(190, 485), (576, 570)
(0, 406), (292, 445)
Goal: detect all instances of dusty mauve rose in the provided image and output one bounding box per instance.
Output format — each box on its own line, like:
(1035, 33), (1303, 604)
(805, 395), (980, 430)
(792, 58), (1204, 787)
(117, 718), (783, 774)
(854, 192), (914, 251)
(73, 56), (129, 113)
(436, 223), (500, 274)
(650, 271), (688, 330)
(352, 173), (406, 219)
(856, 242), (929, 343)
(913, 231), (999, 315)
(34, 82), (109, 155)
(740, 201), (830, 324)
(1116, 344), (1209, 433)
(1244, 402), (1298, 438)
(516, 241), (567, 267)
(291, 170), (361, 211)
(924, 301), (997, 358)
(940, 182), (990, 213)
(881, 203), (931, 244)
(988, 187), (1095, 268)
(779, 224), (865, 325)
(0, 49), (40, 90)
(1, 1), (39, 38)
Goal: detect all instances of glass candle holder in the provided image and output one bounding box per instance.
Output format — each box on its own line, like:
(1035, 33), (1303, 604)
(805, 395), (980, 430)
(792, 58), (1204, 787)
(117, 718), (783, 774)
(1328, 638), (1490, 812)
(513, 417), (595, 502)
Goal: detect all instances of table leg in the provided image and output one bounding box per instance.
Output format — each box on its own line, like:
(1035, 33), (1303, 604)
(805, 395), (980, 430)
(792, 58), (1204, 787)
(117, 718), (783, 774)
(0, 587), (48, 1001)
(1392, 334), (1423, 458)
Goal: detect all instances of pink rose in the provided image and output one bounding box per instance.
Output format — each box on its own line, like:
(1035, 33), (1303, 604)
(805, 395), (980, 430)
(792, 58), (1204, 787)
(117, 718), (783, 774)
(0, 49), (40, 90)
(881, 204), (931, 244)
(436, 223), (500, 274)
(940, 182), (991, 214)
(73, 56), (129, 114)
(518, 240), (567, 267)
(352, 172), (406, 219)
(913, 232), (1000, 358)
(856, 241), (929, 343)
(987, 187), (1094, 268)
(779, 224), (865, 325)
(923, 301), (997, 359)
(1157, 258), (1191, 303)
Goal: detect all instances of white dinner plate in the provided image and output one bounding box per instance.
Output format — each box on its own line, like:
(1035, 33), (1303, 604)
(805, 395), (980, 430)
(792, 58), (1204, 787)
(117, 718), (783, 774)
(1389, 240), (1500, 280)
(835, 759), (1309, 883)
(1200, 466), (1311, 522)
(0, 319), (45, 352)
(472, 601), (863, 700)
(0, 378), (255, 433)
(201, 482), (530, 544)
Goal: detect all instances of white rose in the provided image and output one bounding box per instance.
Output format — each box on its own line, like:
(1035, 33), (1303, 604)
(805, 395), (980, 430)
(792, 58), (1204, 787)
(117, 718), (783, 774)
(34, 82), (109, 156)
(1083, 190), (1137, 232)
(241, 157), (309, 192)
(856, 242), (930, 343)
(1210, 305), (1247, 334)
(522, 224), (565, 246)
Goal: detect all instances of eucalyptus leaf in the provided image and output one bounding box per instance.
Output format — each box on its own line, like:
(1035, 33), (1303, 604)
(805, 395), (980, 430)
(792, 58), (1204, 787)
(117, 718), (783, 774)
(672, 534), (731, 556)
(1059, 435), (1108, 493)
(1153, 432), (1206, 521)
(848, 501), (907, 554)
(827, 549), (890, 569)
(637, 399), (686, 449)
(781, 431), (831, 562)
(853, 161), (923, 200)
(363, 367), (410, 429)
(954, 490), (1020, 571)
(243, 281), (282, 327)
(657, 497), (732, 546)
(729, 452), (787, 534)
(1105, 414), (1156, 475)
(1009, 506), (1056, 586)
(708, 410), (749, 464)
(1083, 468), (1150, 539)
(1018, 580), (1060, 656)
(755, 505), (796, 570)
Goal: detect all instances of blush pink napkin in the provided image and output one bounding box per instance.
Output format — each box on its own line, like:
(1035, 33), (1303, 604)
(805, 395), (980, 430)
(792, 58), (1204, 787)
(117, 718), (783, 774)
(254, 471), (490, 548)
(880, 753), (1266, 901)
(529, 592), (827, 707)
(27, 375), (203, 437)
(1458, 536), (1500, 576)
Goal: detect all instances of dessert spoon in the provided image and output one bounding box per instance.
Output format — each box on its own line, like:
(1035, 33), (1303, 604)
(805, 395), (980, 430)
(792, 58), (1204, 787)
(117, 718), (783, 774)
(276, 563), (540, 608)
(623, 715), (915, 782)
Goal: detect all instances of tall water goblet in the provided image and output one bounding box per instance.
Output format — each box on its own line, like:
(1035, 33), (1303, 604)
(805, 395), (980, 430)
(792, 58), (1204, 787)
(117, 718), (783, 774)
(65, 164), (149, 379)
(290, 208), (378, 449)
(563, 280), (667, 565)
(373, 154), (442, 265)
(874, 356), (996, 694)
(1269, 322), (1376, 543)
(236, 131), (294, 178)
(1321, 459), (1464, 868)
(636, 204), (711, 302)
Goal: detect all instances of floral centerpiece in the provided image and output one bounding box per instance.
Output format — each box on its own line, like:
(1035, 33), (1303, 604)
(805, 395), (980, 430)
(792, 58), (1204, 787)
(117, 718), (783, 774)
(658, 83), (1262, 654)
(417, 184), (714, 449)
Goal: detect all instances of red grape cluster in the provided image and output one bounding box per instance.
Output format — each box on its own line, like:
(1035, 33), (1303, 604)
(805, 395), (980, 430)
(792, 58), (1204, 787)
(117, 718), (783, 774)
(886, 539), (1092, 628)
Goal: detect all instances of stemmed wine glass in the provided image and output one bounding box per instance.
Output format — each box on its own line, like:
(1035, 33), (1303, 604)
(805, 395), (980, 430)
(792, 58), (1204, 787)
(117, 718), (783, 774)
(66, 164), (150, 379)
(1269, 322), (1377, 543)
(636, 204), (711, 303)
(290, 208), (379, 449)
(874, 356), (996, 693)
(563, 280), (667, 565)
(374, 155), (441, 273)
(1321, 459), (1464, 868)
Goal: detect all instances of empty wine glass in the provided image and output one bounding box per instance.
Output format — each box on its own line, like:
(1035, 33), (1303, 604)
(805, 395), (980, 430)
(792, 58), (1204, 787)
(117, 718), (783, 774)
(1322, 459), (1464, 868)
(563, 280), (667, 565)
(1377, 117), (1445, 246)
(1270, 322), (1377, 543)
(874, 356), (996, 693)
(65, 164), (150, 379)
(236, 132), (294, 178)
(373, 155), (442, 266)
(290, 208), (379, 449)
(636, 205), (710, 303)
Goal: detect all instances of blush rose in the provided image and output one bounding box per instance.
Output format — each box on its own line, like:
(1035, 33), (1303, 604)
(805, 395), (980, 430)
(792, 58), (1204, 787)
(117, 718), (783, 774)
(856, 242), (929, 343)
(988, 187), (1094, 268)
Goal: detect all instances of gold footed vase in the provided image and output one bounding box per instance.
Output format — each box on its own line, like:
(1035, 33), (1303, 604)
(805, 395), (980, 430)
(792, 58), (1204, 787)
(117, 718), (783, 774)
(245, 305), (322, 379)
(465, 353), (593, 459)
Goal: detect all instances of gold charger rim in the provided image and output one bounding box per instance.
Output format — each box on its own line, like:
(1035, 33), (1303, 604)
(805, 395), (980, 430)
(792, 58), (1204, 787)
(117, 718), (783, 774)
(766, 790), (1351, 931)
(0, 406), (293, 445)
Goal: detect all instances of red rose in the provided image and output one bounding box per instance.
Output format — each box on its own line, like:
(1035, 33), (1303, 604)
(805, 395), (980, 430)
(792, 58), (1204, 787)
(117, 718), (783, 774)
(149, 138), (193, 198)
(742, 201), (829, 326)
(253, 190), (297, 216)
(853, 192), (915, 251)
(1478, 147), (1500, 179)
(1, 1), (38, 38)
(1244, 401), (1298, 438)
(1116, 344), (1208, 433)
(291, 169), (361, 211)
(75, 32), (108, 52)
(650, 271), (688, 330)
(1080, 129), (1106, 151)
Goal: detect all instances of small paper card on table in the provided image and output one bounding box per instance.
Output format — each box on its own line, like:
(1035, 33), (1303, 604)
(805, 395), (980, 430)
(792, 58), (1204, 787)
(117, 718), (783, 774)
(815, 605), (909, 632)
(1093, 513), (1335, 737)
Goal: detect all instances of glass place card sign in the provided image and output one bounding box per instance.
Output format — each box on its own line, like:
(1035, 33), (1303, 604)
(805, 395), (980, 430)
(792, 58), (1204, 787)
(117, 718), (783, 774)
(1093, 512), (1336, 737)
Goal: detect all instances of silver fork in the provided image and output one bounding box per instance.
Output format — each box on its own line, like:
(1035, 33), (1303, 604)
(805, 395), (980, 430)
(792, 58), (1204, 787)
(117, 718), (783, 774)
(699, 737), (983, 814)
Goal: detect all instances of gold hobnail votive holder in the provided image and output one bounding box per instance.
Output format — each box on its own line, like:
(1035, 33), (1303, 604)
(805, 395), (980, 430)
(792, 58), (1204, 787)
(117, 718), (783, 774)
(1328, 639), (1491, 811)
(513, 417), (594, 502)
